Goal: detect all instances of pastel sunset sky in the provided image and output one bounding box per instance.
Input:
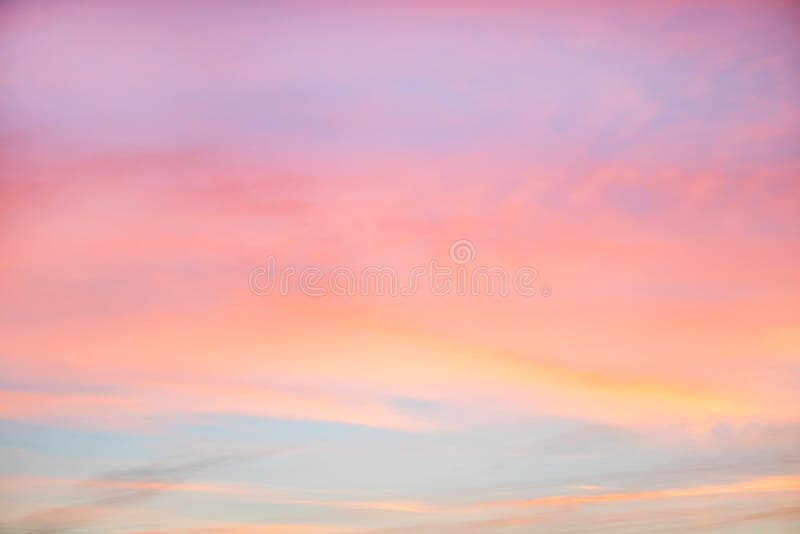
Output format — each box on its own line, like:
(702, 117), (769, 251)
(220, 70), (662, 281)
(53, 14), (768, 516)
(1, 1), (799, 533)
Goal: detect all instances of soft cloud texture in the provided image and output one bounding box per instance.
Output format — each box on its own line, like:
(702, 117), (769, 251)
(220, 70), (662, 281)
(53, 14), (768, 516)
(1, 0), (799, 532)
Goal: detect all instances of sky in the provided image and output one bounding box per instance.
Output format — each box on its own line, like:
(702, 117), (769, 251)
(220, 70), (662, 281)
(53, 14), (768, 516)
(1, 0), (799, 532)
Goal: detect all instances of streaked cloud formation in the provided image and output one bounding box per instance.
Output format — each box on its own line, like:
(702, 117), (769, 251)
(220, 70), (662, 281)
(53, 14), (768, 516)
(1, 0), (799, 532)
